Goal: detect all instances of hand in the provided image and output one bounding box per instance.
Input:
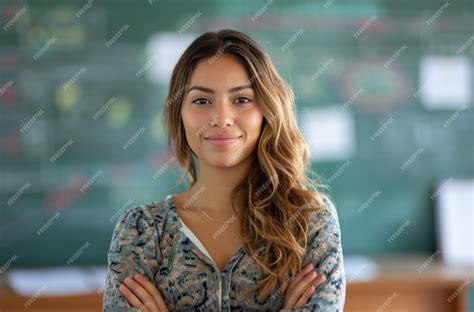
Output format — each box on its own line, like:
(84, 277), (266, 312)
(119, 273), (169, 312)
(282, 263), (326, 309)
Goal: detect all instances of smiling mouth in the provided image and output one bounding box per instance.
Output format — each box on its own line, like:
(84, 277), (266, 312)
(205, 135), (243, 147)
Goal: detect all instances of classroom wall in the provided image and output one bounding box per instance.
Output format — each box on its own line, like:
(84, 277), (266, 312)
(0, 0), (472, 283)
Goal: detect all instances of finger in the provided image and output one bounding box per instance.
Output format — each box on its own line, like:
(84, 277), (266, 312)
(124, 277), (158, 312)
(293, 274), (326, 308)
(287, 270), (319, 307)
(119, 283), (149, 312)
(123, 277), (159, 312)
(284, 269), (318, 308)
(312, 274), (326, 289)
(293, 285), (316, 308)
(286, 264), (314, 294)
(134, 274), (169, 312)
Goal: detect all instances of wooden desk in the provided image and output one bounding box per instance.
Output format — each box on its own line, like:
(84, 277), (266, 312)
(0, 290), (102, 312)
(0, 268), (103, 312)
(345, 254), (473, 312)
(0, 254), (472, 311)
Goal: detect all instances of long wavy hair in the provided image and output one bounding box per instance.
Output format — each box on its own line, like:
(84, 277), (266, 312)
(163, 29), (327, 301)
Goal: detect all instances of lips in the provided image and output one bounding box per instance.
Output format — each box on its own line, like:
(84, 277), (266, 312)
(204, 135), (243, 147)
(205, 134), (242, 140)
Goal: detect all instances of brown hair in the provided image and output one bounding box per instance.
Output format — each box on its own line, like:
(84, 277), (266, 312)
(163, 29), (326, 301)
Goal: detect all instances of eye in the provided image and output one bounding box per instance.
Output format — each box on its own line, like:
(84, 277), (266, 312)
(192, 98), (211, 105)
(235, 97), (252, 104)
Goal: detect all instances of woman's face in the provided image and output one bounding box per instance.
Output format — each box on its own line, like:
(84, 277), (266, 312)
(181, 54), (264, 168)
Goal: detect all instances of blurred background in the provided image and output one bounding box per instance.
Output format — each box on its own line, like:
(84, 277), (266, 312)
(0, 0), (473, 311)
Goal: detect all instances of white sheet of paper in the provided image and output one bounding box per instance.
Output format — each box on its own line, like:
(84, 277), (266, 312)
(145, 32), (196, 84)
(6, 266), (107, 296)
(300, 107), (355, 161)
(419, 56), (471, 109)
(437, 179), (474, 267)
(343, 254), (378, 282)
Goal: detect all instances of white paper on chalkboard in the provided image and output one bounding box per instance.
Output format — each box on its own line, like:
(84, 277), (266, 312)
(419, 56), (471, 110)
(145, 32), (196, 84)
(300, 107), (355, 162)
(435, 178), (474, 267)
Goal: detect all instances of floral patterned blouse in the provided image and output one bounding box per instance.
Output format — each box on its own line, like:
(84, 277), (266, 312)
(103, 194), (346, 311)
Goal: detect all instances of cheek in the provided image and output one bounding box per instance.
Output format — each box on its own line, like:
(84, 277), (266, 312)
(181, 109), (211, 156)
(242, 110), (264, 137)
(181, 109), (205, 138)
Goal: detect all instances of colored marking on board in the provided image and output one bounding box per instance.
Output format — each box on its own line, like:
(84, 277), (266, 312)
(0, 78), (16, 105)
(55, 83), (80, 112)
(110, 164), (130, 186)
(150, 150), (177, 171)
(0, 134), (20, 155)
(338, 58), (410, 113)
(0, 52), (19, 69)
(106, 96), (132, 129)
(43, 176), (88, 213)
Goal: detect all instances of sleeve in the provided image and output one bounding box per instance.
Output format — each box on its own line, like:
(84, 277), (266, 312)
(102, 205), (161, 312)
(283, 196), (346, 312)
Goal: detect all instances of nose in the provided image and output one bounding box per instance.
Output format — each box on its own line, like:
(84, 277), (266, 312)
(210, 101), (234, 127)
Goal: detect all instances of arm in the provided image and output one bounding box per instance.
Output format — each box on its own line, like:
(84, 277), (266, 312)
(103, 205), (161, 311)
(289, 196), (346, 311)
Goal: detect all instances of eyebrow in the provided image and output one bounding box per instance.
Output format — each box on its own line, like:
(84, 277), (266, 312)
(187, 85), (253, 94)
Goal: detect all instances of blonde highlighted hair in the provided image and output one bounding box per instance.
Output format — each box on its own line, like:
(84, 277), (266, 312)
(163, 29), (326, 301)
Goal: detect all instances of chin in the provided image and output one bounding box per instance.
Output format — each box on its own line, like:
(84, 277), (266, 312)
(206, 156), (241, 168)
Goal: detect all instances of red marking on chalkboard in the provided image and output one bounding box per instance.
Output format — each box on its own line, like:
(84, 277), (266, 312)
(1, 4), (23, 23)
(0, 52), (19, 69)
(0, 82), (16, 105)
(0, 134), (20, 155)
(150, 150), (177, 170)
(111, 164), (130, 185)
(43, 177), (88, 212)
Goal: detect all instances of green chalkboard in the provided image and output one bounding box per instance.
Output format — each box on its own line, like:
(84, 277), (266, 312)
(0, 0), (473, 269)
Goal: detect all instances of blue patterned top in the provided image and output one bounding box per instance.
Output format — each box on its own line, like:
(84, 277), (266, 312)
(103, 194), (346, 311)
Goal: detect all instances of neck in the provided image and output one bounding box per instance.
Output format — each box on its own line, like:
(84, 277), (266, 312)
(187, 154), (255, 218)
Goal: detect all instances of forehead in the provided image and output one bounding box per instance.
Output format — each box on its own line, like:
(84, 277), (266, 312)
(188, 54), (252, 91)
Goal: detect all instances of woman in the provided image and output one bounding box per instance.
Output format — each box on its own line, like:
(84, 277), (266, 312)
(103, 29), (345, 311)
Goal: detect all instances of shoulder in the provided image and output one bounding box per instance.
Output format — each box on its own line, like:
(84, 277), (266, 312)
(319, 195), (340, 223)
(111, 196), (176, 240)
(308, 194), (340, 223)
(306, 194), (342, 244)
